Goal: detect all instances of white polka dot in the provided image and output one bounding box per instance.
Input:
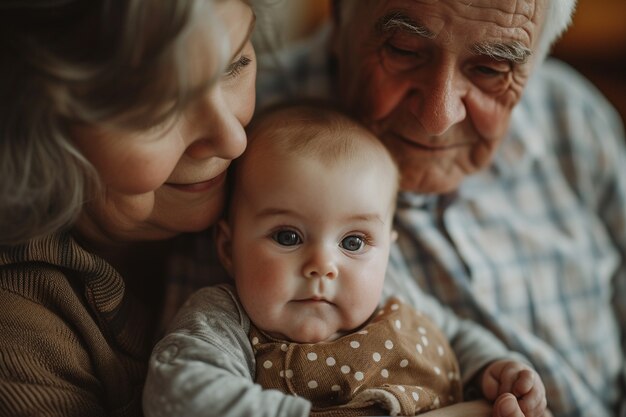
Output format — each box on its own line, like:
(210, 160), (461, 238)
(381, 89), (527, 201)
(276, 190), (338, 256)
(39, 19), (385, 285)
(263, 360), (272, 369)
(350, 341), (360, 349)
(398, 386), (406, 392)
(307, 352), (318, 361)
(416, 344), (423, 354)
(341, 365), (351, 374)
(279, 370), (284, 377)
(358, 330), (369, 335)
(331, 385), (341, 392)
(418, 326), (427, 334)
(354, 372), (364, 381)
(381, 369), (389, 378)
(448, 372), (455, 380)
(326, 357), (336, 366)
(372, 352), (381, 362)
(395, 319), (402, 329)
(433, 366), (441, 375)
(412, 392), (420, 401)
(421, 336), (429, 346)
(308, 380), (318, 389)
(385, 340), (394, 350)
(285, 370), (294, 378)
(434, 397), (441, 407)
(281, 344), (288, 352)
(391, 303), (399, 311)
(251, 337), (259, 345)
(400, 359), (409, 368)
(437, 345), (444, 356)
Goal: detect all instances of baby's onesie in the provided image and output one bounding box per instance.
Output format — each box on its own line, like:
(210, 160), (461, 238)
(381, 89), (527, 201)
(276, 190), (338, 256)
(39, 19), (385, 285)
(250, 298), (463, 416)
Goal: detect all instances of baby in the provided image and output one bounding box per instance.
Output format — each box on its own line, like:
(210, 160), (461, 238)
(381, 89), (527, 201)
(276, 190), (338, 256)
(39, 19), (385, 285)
(144, 103), (547, 417)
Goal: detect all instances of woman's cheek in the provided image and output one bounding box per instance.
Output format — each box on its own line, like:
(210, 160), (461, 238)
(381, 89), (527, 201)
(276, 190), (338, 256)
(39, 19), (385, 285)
(102, 152), (179, 195)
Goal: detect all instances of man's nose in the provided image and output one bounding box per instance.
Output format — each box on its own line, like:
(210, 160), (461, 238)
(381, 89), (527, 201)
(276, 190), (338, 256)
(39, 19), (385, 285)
(184, 89), (247, 160)
(409, 62), (467, 136)
(302, 246), (338, 280)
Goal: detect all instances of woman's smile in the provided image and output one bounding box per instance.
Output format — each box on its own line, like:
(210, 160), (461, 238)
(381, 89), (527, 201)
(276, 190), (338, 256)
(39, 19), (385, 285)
(164, 171), (227, 193)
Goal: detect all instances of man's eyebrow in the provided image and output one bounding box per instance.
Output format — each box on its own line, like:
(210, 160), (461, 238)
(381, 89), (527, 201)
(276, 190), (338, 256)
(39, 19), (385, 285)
(471, 41), (531, 64)
(375, 11), (531, 65)
(375, 11), (435, 39)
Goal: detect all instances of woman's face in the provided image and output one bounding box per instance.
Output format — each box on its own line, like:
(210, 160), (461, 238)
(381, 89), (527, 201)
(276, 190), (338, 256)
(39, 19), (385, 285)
(72, 0), (256, 245)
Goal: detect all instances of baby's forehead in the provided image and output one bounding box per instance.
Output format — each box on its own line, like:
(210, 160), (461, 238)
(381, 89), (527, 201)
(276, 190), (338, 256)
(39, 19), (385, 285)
(247, 120), (380, 161)
(240, 104), (399, 182)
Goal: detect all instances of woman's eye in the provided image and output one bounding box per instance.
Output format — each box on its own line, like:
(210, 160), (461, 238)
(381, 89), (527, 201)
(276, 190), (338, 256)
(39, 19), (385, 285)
(340, 235), (364, 252)
(272, 230), (302, 246)
(225, 55), (252, 78)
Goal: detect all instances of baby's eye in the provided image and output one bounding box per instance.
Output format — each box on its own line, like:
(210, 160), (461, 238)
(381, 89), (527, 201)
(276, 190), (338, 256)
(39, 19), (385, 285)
(340, 235), (364, 252)
(272, 230), (302, 246)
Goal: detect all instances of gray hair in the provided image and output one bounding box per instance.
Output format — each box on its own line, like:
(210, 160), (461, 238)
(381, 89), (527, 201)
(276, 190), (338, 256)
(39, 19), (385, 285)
(536, 0), (577, 60)
(0, 0), (230, 246)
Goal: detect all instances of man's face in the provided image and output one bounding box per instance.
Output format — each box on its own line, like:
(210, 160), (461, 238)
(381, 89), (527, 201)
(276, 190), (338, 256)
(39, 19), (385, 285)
(332, 0), (546, 193)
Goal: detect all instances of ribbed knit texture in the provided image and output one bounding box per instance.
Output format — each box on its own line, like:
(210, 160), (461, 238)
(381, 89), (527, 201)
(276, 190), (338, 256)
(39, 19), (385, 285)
(0, 233), (152, 417)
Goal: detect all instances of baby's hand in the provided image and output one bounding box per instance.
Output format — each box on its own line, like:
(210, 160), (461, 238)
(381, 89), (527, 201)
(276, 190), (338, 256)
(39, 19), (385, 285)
(481, 360), (547, 417)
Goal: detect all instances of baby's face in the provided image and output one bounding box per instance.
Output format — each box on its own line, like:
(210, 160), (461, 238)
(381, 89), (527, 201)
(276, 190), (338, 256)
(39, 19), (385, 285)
(224, 143), (397, 343)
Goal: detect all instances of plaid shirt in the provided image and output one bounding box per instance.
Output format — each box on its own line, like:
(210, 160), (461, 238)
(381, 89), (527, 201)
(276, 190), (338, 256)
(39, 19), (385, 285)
(251, 24), (626, 417)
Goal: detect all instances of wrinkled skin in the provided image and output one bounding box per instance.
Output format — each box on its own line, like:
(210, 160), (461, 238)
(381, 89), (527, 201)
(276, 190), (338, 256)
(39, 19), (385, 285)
(332, 0), (546, 193)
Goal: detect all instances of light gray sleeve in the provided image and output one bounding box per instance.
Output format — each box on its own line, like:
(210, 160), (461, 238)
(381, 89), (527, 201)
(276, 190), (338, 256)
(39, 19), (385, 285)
(384, 244), (528, 387)
(143, 285), (311, 417)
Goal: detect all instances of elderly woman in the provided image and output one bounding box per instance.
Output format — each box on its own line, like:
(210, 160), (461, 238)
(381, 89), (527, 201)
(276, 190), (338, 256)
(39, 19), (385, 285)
(0, 0), (255, 415)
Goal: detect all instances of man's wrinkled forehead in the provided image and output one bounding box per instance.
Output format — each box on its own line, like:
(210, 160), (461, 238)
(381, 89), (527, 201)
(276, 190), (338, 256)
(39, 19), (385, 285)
(343, 0), (540, 60)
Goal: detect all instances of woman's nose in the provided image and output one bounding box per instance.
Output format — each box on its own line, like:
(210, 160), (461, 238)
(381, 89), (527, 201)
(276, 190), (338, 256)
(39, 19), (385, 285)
(302, 247), (338, 280)
(184, 89), (247, 160)
(409, 61), (467, 136)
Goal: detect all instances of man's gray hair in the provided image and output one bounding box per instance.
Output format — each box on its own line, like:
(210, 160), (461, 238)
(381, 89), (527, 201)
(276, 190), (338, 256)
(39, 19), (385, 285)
(537, 0), (578, 60)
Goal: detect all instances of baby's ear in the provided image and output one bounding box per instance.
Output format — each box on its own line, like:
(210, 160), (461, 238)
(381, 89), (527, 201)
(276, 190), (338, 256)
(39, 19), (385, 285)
(216, 219), (234, 278)
(391, 229), (398, 242)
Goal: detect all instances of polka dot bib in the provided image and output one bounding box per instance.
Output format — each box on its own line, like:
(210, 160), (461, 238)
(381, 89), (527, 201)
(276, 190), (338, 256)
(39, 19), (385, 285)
(250, 298), (462, 416)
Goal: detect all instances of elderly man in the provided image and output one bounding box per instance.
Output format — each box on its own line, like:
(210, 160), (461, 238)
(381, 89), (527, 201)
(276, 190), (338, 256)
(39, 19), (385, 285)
(256, 1), (625, 417)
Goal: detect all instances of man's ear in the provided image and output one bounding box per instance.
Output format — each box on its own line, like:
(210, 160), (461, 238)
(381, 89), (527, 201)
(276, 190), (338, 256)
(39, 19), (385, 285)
(216, 219), (235, 277)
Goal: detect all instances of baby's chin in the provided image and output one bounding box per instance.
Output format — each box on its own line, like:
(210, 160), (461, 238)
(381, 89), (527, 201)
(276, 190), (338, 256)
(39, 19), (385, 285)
(271, 324), (348, 344)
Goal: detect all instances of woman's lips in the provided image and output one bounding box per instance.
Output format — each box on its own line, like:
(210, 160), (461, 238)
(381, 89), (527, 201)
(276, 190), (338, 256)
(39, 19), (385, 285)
(165, 171), (227, 193)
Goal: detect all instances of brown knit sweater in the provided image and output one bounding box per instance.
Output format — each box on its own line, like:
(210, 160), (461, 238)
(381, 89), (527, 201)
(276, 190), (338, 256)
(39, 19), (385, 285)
(0, 233), (154, 417)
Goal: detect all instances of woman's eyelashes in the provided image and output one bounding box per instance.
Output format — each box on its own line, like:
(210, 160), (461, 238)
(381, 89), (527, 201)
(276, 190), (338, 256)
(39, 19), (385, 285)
(225, 55), (252, 78)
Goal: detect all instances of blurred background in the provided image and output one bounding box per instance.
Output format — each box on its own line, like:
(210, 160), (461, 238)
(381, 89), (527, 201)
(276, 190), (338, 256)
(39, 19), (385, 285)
(256, 0), (626, 124)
